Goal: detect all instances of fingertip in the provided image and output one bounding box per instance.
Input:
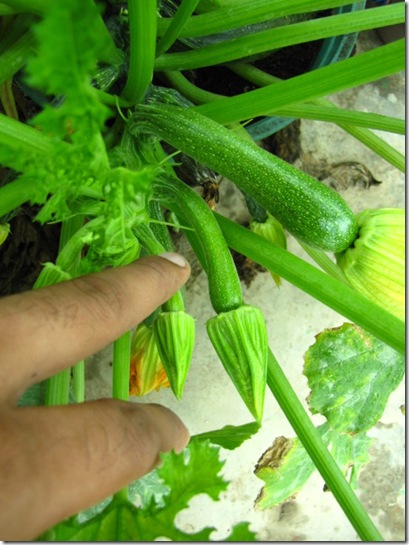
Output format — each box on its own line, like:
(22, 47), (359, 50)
(137, 403), (190, 454)
(158, 252), (189, 269)
(136, 253), (191, 291)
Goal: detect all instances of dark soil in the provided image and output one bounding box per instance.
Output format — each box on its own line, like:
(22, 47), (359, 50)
(0, 205), (61, 296)
(182, 39), (324, 98)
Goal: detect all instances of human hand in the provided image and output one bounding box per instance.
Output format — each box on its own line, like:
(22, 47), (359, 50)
(0, 254), (191, 541)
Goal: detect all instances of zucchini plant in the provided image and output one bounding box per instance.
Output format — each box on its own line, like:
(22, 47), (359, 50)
(0, 0), (405, 541)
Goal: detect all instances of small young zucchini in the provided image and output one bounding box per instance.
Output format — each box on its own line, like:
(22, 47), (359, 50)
(133, 103), (358, 252)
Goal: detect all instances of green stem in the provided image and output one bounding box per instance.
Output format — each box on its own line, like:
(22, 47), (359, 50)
(45, 216), (85, 406)
(156, 0), (200, 57)
(123, 0), (157, 104)
(45, 369), (71, 406)
(55, 218), (102, 272)
(163, 69), (224, 104)
(133, 222), (184, 312)
(112, 331), (131, 502)
(340, 123), (405, 172)
(230, 62), (405, 172)
(215, 213), (405, 354)
(194, 39), (404, 124)
(298, 241), (350, 284)
(272, 104), (404, 134)
(0, 111), (53, 156)
(266, 350), (383, 541)
(112, 331), (131, 401)
(148, 199), (175, 252)
(72, 361), (85, 403)
(60, 215), (85, 402)
(155, 4), (404, 70)
(157, 0), (368, 39)
(0, 79), (18, 119)
(0, 176), (30, 219)
(164, 68), (404, 133)
(0, 29), (35, 84)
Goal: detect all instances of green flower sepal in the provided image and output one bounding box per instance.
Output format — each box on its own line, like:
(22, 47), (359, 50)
(206, 304), (268, 423)
(153, 311), (195, 399)
(0, 223), (10, 247)
(336, 208), (405, 320)
(250, 213), (287, 287)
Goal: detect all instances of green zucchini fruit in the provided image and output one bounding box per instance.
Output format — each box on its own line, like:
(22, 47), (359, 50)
(133, 103), (358, 252)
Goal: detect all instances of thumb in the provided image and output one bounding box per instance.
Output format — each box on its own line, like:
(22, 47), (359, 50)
(0, 252), (191, 403)
(0, 400), (189, 541)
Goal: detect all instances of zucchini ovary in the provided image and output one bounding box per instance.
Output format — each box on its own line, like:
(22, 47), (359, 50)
(132, 103), (358, 252)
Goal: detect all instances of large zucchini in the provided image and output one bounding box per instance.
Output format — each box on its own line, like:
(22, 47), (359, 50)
(133, 103), (358, 252)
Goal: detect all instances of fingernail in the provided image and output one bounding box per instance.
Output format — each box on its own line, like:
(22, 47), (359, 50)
(158, 252), (188, 268)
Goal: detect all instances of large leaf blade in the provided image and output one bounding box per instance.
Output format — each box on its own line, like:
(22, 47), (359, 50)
(38, 439), (257, 541)
(304, 323), (405, 432)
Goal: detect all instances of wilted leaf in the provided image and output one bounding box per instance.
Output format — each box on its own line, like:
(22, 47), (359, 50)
(254, 424), (331, 509)
(329, 431), (374, 490)
(255, 424), (374, 509)
(304, 323), (405, 432)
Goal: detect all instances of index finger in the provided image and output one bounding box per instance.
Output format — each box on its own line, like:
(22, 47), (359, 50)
(0, 254), (190, 402)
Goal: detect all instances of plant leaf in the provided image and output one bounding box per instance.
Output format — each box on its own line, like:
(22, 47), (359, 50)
(25, 0), (110, 142)
(38, 438), (256, 541)
(254, 424), (374, 509)
(193, 421), (260, 450)
(329, 431), (374, 491)
(303, 323), (405, 433)
(254, 423), (331, 509)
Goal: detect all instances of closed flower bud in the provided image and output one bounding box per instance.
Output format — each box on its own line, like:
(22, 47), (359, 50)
(0, 223), (9, 246)
(129, 324), (170, 397)
(153, 311), (195, 399)
(250, 214), (286, 286)
(206, 305), (268, 423)
(336, 208), (405, 320)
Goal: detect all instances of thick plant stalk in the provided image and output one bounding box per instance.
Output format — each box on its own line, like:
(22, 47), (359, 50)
(156, 0), (200, 57)
(230, 62), (405, 171)
(155, 4), (403, 70)
(156, 0), (375, 38)
(194, 39), (405, 125)
(215, 213), (405, 355)
(123, 0), (157, 104)
(112, 332), (131, 402)
(43, 215), (84, 406)
(266, 349), (384, 541)
(112, 331), (132, 501)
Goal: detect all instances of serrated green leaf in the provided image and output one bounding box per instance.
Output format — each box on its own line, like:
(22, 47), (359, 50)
(25, 0), (110, 142)
(38, 438), (256, 541)
(128, 469), (169, 509)
(17, 382), (46, 407)
(158, 438), (227, 508)
(304, 323), (405, 432)
(255, 423), (331, 509)
(223, 522), (257, 541)
(193, 421), (260, 450)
